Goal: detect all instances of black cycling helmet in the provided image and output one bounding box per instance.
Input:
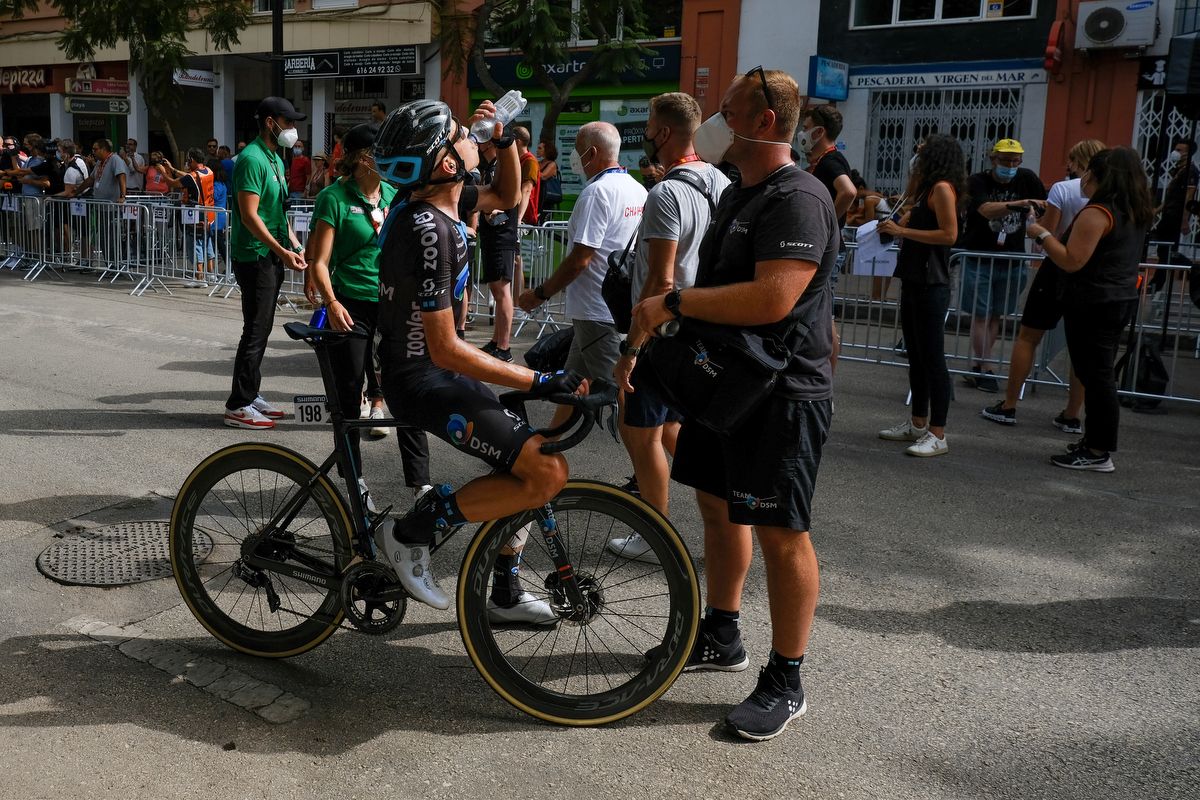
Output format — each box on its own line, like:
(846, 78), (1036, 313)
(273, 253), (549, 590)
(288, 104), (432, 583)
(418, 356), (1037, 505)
(373, 100), (465, 188)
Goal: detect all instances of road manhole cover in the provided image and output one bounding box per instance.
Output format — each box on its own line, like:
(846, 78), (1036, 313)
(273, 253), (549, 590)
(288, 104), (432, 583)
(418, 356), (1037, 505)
(36, 520), (212, 587)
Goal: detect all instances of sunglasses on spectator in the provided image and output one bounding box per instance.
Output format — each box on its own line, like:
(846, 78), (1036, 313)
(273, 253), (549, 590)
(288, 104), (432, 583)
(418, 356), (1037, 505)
(745, 65), (775, 112)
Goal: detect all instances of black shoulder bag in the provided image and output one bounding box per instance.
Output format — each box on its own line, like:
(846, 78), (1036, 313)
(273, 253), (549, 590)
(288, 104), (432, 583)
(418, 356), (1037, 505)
(601, 169), (718, 334)
(639, 174), (813, 435)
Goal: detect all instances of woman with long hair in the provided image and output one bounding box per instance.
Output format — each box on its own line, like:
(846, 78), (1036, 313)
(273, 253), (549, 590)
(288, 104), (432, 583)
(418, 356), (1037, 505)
(877, 133), (967, 457)
(981, 138), (1105, 430)
(536, 139), (562, 221)
(1024, 146), (1153, 472)
(303, 122), (432, 507)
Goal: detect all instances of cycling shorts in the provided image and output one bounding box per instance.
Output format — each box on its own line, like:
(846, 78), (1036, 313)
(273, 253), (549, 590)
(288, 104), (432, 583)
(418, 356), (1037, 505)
(381, 365), (536, 471)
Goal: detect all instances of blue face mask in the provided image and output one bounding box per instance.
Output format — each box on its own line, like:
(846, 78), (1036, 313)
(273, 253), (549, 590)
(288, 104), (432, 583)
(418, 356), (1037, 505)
(995, 165), (1018, 181)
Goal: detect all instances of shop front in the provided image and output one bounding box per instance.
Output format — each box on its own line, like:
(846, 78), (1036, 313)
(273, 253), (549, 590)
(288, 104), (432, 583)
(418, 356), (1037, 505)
(468, 42), (682, 201)
(0, 61), (131, 147)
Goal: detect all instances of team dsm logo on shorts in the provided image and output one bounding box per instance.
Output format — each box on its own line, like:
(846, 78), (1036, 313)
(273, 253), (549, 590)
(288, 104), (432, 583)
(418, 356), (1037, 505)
(733, 491), (778, 510)
(447, 413), (502, 460)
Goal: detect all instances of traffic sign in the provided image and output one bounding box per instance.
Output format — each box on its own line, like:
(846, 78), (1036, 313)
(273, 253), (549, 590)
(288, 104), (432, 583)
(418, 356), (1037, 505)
(65, 96), (131, 115)
(65, 78), (130, 96)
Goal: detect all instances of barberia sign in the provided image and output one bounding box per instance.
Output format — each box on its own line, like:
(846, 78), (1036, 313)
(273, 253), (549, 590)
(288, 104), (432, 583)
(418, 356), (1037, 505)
(0, 67), (48, 91)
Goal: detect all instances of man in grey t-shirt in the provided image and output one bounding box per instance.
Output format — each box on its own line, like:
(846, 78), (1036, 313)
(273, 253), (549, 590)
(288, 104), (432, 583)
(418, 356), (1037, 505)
(609, 92), (729, 561)
(83, 139), (129, 202)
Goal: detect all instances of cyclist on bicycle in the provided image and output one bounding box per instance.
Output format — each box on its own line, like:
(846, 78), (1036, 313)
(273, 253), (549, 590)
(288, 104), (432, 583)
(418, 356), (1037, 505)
(372, 100), (585, 622)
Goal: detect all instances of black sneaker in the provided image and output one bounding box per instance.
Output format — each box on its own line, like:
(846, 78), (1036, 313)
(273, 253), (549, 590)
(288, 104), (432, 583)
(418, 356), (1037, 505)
(619, 475), (640, 496)
(975, 370), (1000, 393)
(456, 330), (466, 341)
(980, 401), (1016, 425)
(645, 628), (750, 672)
(1053, 413), (1082, 434)
(492, 347), (514, 363)
(962, 366), (983, 388)
(480, 340), (498, 356)
(725, 667), (807, 741)
(1050, 449), (1114, 472)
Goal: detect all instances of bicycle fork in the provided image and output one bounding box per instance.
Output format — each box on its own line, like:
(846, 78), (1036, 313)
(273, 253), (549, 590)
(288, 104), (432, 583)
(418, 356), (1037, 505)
(525, 505), (592, 623)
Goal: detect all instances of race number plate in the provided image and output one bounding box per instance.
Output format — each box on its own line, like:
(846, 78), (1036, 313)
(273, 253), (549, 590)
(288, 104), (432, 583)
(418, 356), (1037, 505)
(294, 394), (328, 424)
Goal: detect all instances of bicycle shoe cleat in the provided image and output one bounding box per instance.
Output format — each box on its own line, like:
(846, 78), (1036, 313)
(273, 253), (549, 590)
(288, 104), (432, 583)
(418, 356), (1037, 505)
(374, 519), (451, 610)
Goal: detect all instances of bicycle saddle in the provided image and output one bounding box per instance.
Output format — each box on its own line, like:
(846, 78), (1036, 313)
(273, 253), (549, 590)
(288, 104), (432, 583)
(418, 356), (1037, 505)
(283, 322), (368, 342)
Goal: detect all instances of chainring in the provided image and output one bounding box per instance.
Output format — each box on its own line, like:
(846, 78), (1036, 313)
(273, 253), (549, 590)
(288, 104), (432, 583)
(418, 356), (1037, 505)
(340, 561), (407, 635)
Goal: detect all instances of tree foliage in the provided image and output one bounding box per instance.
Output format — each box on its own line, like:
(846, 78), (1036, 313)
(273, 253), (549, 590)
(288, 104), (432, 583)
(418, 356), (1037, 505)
(436, 0), (655, 144)
(0, 0), (251, 155)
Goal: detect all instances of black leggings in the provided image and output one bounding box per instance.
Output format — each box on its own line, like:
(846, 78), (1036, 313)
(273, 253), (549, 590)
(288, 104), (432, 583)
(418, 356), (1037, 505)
(900, 282), (952, 428)
(227, 255), (284, 410)
(331, 294), (430, 487)
(1062, 300), (1135, 453)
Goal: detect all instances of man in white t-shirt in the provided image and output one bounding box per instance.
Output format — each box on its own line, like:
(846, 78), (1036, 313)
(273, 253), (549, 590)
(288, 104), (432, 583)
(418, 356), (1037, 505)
(57, 139), (90, 197)
(518, 121), (647, 425)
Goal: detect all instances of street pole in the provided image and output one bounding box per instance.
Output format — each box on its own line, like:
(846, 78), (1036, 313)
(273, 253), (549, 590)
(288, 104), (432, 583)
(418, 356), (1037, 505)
(272, 0), (284, 97)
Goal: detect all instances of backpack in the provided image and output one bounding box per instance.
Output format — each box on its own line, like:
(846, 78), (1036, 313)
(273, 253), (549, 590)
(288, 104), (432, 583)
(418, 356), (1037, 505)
(523, 326), (573, 372)
(601, 168), (719, 334)
(1116, 271), (1172, 412)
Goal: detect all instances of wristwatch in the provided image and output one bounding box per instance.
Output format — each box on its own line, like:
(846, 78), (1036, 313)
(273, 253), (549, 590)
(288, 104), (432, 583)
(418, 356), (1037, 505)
(619, 340), (642, 358)
(534, 284), (549, 301)
(664, 289), (683, 319)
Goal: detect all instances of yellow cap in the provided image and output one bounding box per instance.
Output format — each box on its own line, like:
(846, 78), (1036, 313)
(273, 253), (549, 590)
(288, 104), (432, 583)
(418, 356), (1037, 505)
(992, 138), (1024, 155)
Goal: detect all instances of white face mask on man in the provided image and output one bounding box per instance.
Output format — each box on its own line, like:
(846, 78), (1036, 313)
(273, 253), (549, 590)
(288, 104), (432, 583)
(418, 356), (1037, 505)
(1169, 150), (1183, 164)
(270, 119), (299, 149)
(693, 113), (787, 165)
(569, 146), (593, 177)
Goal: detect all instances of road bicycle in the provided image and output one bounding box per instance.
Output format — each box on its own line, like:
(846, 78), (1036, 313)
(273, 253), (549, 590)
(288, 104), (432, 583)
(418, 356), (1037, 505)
(169, 321), (700, 726)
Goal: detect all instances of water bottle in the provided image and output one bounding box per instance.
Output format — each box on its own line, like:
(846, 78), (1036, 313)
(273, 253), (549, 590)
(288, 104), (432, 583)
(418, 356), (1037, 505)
(469, 90), (528, 143)
(310, 305), (327, 329)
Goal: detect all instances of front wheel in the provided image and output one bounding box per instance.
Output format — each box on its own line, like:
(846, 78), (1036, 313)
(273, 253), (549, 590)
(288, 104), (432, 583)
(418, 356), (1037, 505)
(169, 442), (355, 658)
(458, 480), (700, 726)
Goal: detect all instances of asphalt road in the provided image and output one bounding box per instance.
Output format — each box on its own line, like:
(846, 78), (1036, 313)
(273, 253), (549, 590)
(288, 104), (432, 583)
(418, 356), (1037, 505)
(1, 271), (1197, 800)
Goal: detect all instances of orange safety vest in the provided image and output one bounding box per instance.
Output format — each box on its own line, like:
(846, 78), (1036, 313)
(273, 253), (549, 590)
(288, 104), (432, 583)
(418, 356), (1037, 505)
(185, 166), (216, 225)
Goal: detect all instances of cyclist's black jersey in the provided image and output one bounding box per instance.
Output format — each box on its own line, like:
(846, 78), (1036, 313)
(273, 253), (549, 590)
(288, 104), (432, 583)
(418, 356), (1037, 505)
(377, 200), (471, 370)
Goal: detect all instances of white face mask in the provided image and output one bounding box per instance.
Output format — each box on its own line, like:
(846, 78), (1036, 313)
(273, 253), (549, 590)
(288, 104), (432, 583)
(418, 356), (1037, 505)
(1169, 150), (1183, 164)
(293, 147), (304, 156)
(693, 113), (788, 166)
(795, 128), (818, 155)
(271, 120), (299, 149)
(569, 147), (591, 177)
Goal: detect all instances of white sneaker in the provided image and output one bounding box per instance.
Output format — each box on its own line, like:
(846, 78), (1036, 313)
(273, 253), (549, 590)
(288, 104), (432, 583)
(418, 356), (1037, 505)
(905, 432), (949, 457)
(606, 533), (659, 564)
(487, 591), (559, 626)
(360, 400), (371, 418)
(413, 484), (434, 501)
(252, 395), (286, 420)
(368, 405), (389, 439)
(357, 477), (378, 514)
(224, 405), (275, 429)
(374, 519), (451, 610)
(878, 420), (927, 441)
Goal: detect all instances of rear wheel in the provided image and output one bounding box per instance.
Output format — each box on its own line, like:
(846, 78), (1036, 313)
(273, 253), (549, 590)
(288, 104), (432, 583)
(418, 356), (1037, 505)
(169, 443), (354, 657)
(458, 480), (700, 725)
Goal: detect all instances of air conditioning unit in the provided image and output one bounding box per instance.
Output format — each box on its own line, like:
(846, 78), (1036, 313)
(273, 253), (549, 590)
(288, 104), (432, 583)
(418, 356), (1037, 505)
(1075, 0), (1158, 50)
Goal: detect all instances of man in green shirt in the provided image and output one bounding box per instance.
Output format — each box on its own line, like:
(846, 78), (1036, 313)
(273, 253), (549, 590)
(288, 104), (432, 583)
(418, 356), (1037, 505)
(224, 96), (309, 430)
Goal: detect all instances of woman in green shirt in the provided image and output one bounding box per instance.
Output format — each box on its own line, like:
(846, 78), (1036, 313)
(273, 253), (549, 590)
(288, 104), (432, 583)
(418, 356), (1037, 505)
(304, 123), (431, 506)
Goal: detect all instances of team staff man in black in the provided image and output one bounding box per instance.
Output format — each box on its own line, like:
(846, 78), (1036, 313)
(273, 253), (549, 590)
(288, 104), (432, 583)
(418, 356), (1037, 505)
(634, 68), (838, 741)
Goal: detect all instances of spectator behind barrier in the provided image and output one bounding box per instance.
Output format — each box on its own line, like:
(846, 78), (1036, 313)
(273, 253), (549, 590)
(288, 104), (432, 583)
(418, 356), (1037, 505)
(981, 138), (1106, 431)
(1023, 147), (1153, 473)
(143, 151), (170, 195)
(161, 147), (218, 283)
(876, 133), (967, 458)
(631, 67), (837, 742)
(474, 137), (523, 362)
(958, 137), (1047, 393)
(77, 138), (128, 203)
(288, 139), (311, 200)
(122, 138), (146, 192)
(517, 120), (647, 436)
(536, 139), (562, 220)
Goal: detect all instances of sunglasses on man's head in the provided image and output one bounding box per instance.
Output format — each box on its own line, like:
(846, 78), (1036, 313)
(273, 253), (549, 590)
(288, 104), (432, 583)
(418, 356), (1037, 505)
(745, 65), (775, 111)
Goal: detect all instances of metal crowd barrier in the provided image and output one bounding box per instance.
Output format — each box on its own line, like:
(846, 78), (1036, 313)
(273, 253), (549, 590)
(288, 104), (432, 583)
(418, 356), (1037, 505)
(0, 195), (48, 279)
(836, 242), (1200, 407)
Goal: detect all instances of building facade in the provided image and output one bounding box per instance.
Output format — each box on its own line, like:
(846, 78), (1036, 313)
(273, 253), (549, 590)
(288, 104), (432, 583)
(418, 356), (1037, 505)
(0, 1), (434, 158)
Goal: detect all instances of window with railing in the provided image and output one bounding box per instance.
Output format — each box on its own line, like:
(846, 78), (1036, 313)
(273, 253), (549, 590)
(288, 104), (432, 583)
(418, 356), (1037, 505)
(253, 0), (295, 13)
(1177, 1), (1200, 34)
(851, 0), (1035, 29)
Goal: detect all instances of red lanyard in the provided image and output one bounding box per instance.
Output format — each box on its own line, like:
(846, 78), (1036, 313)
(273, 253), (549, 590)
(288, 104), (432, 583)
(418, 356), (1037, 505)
(808, 146), (837, 172)
(664, 153), (702, 171)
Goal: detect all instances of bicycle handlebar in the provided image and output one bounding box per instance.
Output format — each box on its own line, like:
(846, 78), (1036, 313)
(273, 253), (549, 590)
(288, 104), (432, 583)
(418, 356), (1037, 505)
(499, 380), (619, 455)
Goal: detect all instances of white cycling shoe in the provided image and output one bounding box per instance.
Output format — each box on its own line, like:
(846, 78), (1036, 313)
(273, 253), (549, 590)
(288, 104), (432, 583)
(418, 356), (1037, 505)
(606, 533), (659, 564)
(374, 519), (451, 610)
(487, 592), (559, 626)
